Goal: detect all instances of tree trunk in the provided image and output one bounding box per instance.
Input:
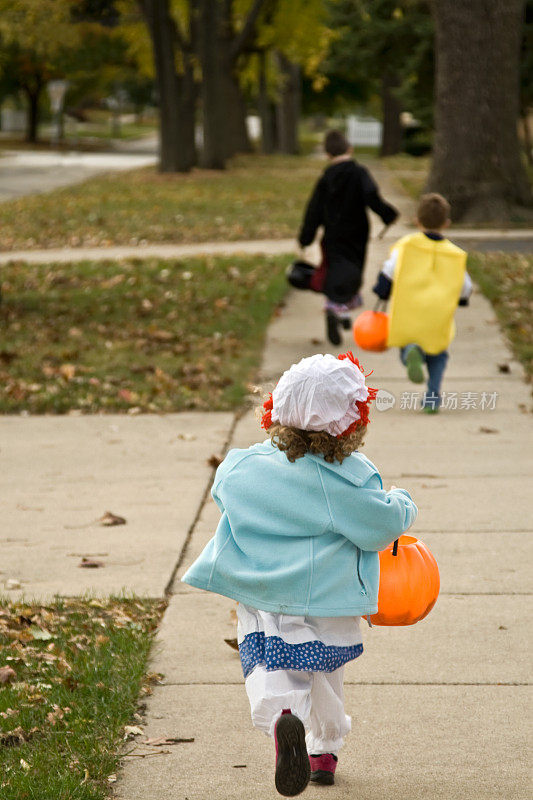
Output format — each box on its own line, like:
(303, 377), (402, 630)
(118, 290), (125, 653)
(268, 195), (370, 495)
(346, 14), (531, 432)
(141, 0), (195, 173)
(428, 0), (532, 221)
(198, 0), (227, 168)
(520, 112), (532, 166)
(275, 51), (300, 154)
(177, 63), (198, 170)
(380, 72), (403, 156)
(24, 87), (41, 143)
(258, 50), (276, 153)
(216, 1), (251, 158)
(219, 65), (252, 158)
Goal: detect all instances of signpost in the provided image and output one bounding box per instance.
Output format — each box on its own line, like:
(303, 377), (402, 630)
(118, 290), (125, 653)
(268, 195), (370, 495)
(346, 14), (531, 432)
(47, 80), (69, 145)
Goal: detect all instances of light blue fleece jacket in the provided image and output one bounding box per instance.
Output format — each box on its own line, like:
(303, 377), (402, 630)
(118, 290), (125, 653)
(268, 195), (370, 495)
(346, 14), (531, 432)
(181, 441), (417, 617)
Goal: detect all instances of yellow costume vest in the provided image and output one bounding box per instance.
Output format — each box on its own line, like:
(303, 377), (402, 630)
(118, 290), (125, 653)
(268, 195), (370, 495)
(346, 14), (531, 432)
(387, 232), (467, 355)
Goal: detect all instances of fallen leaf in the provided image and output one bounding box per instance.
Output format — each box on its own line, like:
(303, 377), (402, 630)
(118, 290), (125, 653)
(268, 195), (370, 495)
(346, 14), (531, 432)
(29, 626), (53, 641)
(59, 364), (76, 381)
(124, 725), (144, 737)
(149, 329), (173, 342)
(145, 672), (163, 685)
(207, 455), (222, 469)
(479, 427), (499, 434)
(0, 666), (16, 685)
(233, 764), (247, 768)
(310, 338), (322, 345)
(144, 736), (195, 746)
(78, 557), (105, 569)
(98, 511), (126, 526)
(0, 727), (25, 747)
(0, 350), (17, 364)
(224, 638), (239, 651)
(497, 363), (511, 373)
(20, 758), (30, 771)
(5, 579), (21, 590)
(0, 708), (19, 718)
(118, 389), (137, 404)
(101, 274), (125, 289)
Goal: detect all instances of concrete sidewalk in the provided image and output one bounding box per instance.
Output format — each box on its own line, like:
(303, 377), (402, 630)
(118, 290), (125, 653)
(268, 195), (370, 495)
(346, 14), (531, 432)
(113, 173), (531, 799)
(0, 227), (531, 265)
(1, 163), (531, 798)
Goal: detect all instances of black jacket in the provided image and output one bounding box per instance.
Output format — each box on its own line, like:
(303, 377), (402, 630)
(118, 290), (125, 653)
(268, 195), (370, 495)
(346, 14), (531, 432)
(298, 159), (398, 303)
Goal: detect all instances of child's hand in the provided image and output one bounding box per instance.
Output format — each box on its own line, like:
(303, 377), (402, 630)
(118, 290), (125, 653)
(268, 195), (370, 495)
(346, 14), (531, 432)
(390, 485), (398, 491)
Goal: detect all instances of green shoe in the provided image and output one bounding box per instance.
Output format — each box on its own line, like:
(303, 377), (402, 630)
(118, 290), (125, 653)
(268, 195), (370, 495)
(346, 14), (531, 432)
(422, 405), (439, 414)
(405, 347), (425, 384)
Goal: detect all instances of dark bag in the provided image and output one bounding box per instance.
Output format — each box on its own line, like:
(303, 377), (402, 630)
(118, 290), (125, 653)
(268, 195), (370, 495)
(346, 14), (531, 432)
(286, 260), (316, 290)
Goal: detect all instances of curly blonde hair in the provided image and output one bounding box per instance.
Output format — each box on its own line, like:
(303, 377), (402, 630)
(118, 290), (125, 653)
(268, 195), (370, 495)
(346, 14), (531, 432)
(266, 423), (366, 464)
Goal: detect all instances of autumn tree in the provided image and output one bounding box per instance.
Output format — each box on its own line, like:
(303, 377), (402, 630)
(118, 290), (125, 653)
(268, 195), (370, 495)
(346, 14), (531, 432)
(325, 0), (433, 156)
(427, 0), (532, 222)
(0, 0), (79, 142)
(252, 0), (333, 153)
(129, 1), (272, 171)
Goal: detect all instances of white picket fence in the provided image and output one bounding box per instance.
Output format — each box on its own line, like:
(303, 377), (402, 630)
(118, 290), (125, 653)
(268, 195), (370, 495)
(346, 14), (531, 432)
(346, 115), (382, 147)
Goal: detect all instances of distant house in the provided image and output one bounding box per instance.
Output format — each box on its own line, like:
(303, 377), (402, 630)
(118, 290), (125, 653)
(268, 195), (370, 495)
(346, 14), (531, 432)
(1, 107), (26, 133)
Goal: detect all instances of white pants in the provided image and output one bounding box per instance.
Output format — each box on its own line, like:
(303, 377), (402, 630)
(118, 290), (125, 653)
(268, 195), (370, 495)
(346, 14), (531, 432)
(244, 663), (351, 754)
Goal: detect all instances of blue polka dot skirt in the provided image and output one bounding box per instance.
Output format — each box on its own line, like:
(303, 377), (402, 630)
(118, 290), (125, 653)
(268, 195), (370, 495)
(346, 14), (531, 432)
(237, 604), (363, 680)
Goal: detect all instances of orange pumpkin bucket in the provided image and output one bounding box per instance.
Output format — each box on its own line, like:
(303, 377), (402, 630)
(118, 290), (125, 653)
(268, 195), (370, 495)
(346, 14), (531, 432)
(366, 535), (440, 626)
(353, 310), (389, 352)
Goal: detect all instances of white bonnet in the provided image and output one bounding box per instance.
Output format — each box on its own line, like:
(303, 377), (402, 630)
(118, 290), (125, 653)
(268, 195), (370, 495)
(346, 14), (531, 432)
(267, 353), (370, 437)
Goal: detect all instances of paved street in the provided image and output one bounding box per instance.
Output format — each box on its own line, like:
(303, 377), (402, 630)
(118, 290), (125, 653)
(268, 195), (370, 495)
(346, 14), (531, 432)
(0, 140), (157, 201)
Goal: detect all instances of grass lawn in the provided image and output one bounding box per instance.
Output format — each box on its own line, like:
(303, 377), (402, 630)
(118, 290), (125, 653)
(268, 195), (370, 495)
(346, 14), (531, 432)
(382, 154), (430, 199)
(384, 154), (533, 225)
(0, 597), (164, 800)
(468, 251), (533, 379)
(0, 154), (323, 251)
(0, 254), (289, 413)
(69, 123), (157, 142)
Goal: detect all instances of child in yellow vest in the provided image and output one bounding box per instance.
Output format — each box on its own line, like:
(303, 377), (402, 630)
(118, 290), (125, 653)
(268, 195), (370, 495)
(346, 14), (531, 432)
(373, 193), (472, 411)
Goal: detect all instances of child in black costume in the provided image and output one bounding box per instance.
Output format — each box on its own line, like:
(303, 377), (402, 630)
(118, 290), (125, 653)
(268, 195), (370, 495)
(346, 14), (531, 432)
(298, 130), (399, 345)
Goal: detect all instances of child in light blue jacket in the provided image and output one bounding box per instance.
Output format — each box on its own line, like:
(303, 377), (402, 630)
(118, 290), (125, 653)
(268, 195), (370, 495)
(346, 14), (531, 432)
(182, 352), (417, 796)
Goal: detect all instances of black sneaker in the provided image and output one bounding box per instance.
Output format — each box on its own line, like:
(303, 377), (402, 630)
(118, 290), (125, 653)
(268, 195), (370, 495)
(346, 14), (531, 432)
(309, 753), (338, 785)
(274, 710), (310, 797)
(326, 312), (342, 345)
(340, 316), (352, 330)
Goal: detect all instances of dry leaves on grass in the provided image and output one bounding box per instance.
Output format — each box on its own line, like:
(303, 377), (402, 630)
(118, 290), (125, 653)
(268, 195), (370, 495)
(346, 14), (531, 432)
(0, 726), (37, 747)
(0, 666), (16, 684)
